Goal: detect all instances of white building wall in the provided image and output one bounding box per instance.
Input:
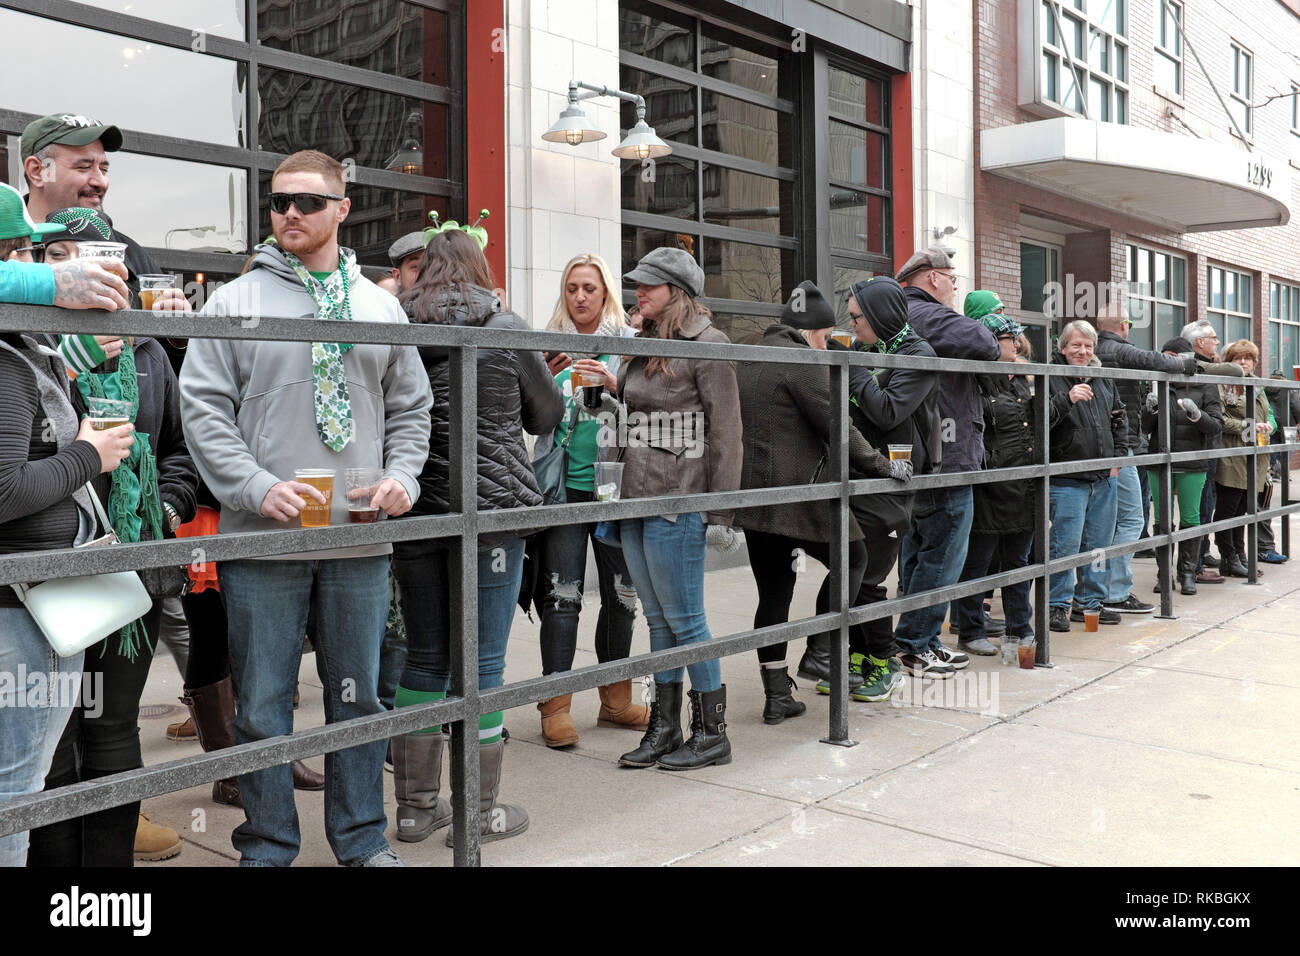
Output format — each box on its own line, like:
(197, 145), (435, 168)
(911, 0), (975, 283)
(506, 0), (625, 327)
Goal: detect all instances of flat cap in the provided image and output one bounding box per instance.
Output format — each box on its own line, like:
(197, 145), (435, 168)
(623, 246), (704, 298)
(896, 246), (956, 285)
(387, 231), (427, 267)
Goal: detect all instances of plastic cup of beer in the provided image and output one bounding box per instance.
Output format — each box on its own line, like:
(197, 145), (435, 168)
(1084, 608), (1100, 632)
(888, 443), (913, 462)
(138, 274), (177, 310)
(595, 462), (624, 502)
(1018, 637), (1037, 669)
(344, 467), (384, 523)
(1256, 431), (1269, 447)
(831, 330), (854, 347)
(1286, 426), (1298, 444)
(87, 396), (131, 430)
(295, 469), (335, 528)
(76, 241), (127, 262)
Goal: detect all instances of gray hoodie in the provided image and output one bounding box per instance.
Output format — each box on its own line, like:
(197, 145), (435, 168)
(179, 244), (432, 560)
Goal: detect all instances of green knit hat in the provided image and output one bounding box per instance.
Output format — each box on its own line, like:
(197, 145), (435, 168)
(963, 290), (1005, 321)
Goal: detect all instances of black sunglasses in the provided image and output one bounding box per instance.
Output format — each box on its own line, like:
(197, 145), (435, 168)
(268, 191), (344, 215)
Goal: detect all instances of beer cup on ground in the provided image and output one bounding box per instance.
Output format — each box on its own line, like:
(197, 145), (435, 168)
(344, 467), (384, 523)
(887, 443), (913, 462)
(87, 396), (132, 430)
(1084, 609), (1100, 632)
(1018, 638), (1037, 670)
(294, 469), (335, 528)
(138, 274), (177, 310)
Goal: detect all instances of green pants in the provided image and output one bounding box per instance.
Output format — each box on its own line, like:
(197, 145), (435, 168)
(1148, 471), (1207, 530)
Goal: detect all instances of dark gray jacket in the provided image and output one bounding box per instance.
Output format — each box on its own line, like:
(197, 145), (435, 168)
(1094, 329), (1196, 454)
(900, 285), (999, 473)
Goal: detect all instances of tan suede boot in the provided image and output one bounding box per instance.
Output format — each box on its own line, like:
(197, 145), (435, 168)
(134, 812), (182, 862)
(596, 680), (650, 730)
(537, 695), (579, 748)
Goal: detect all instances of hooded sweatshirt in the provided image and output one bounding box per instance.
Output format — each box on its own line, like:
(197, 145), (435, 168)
(179, 243), (432, 560)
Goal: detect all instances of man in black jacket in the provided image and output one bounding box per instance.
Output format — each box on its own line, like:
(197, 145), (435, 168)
(890, 247), (1000, 679)
(1094, 307), (1198, 615)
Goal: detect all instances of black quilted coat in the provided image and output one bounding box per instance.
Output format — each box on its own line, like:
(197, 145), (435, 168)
(402, 285), (563, 533)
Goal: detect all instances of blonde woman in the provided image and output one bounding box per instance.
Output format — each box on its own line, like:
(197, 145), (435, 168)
(530, 254), (647, 747)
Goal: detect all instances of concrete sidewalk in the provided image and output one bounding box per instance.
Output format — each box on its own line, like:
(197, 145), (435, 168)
(140, 535), (1300, 867)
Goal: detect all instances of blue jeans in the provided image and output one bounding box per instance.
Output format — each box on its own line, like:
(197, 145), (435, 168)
(894, 486), (975, 655)
(378, 571), (407, 710)
(1049, 476), (1118, 609)
(0, 608), (82, 867)
(391, 538), (525, 694)
(620, 514), (721, 691)
(1105, 457), (1144, 603)
(219, 556), (391, 867)
(953, 530), (1035, 641)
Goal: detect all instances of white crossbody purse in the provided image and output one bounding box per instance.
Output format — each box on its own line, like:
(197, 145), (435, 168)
(11, 483), (153, 658)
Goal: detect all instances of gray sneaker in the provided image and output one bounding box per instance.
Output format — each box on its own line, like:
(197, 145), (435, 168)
(958, 636), (998, 656)
(359, 847), (406, 867)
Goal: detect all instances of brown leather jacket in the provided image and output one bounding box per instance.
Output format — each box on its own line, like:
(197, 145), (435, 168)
(616, 309), (743, 526)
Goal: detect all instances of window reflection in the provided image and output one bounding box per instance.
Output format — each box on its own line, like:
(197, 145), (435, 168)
(619, 3), (695, 70)
(703, 238), (786, 304)
(619, 67), (696, 147)
(700, 26), (779, 97)
(829, 189), (886, 255)
(702, 165), (787, 235)
(622, 158), (697, 220)
(701, 90), (786, 166)
(73, 0), (246, 39)
(622, 226), (698, 283)
(0, 9), (246, 147)
(828, 122), (885, 189)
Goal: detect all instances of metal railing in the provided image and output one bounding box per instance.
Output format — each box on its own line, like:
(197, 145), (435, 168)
(2, 300), (1298, 866)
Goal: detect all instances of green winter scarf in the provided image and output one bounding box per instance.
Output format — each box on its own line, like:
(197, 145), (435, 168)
(75, 345), (164, 659)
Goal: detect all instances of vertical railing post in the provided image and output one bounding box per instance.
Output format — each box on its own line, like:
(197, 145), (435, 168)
(448, 345), (481, 866)
(822, 357), (855, 746)
(1245, 382), (1260, 585)
(1034, 359), (1051, 665)
(1155, 376), (1176, 619)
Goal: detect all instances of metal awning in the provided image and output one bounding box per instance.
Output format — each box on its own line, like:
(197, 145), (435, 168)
(981, 117), (1291, 233)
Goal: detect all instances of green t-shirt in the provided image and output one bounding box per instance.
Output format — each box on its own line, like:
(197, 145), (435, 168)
(555, 358), (608, 492)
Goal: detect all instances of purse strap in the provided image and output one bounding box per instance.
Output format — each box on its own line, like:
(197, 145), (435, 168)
(81, 482), (119, 543)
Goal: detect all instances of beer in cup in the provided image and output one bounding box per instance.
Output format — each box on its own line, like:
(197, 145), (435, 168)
(294, 469), (335, 527)
(87, 396), (131, 431)
(887, 443), (913, 462)
(138, 274), (177, 310)
(344, 467), (384, 523)
(831, 330), (853, 347)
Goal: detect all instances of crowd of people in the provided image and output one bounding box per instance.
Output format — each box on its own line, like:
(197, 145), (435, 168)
(0, 112), (1292, 867)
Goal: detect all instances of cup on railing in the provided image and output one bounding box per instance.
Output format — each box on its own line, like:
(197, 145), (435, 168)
(344, 467), (384, 523)
(295, 469), (335, 528)
(138, 274), (177, 310)
(888, 443), (912, 462)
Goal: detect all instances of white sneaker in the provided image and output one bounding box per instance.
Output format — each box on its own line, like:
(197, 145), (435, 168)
(899, 649), (955, 680)
(360, 847), (406, 867)
(930, 641), (970, 670)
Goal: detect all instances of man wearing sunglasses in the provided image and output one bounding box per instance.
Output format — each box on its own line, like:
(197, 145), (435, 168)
(180, 149), (432, 868)
(1095, 306), (1200, 617)
(887, 246), (1001, 679)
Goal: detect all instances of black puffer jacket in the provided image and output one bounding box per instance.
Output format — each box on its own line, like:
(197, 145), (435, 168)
(1048, 352), (1127, 482)
(1140, 339), (1223, 474)
(735, 324), (890, 543)
(402, 286), (564, 537)
(1094, 329), (1195, 454)
(973, 372), (1038, 533)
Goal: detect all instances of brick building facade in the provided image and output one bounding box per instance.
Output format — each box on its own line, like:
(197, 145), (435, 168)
(972, 0), (1300, 370)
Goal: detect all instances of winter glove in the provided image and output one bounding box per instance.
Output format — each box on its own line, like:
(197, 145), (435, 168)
(1181, 357), (1201, 376)
(1143, 389), (1160, 414)
(705, 524), (741, 554)
(1222, 388), (1241, 408)
(1177, 397), (1202, 423)
(888, 458), (913, 482)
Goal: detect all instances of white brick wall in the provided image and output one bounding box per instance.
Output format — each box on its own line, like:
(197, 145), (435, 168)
(506, 0), (623, 326)
(912, 0), (975, 281)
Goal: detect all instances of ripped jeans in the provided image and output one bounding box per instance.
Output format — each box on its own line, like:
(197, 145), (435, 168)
(535, 487), (638, 675)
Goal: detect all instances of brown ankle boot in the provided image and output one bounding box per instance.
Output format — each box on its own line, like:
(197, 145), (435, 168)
(181, 677), (243, 808)
(596, 680), (650, 730)
(537, 694), (579, 748)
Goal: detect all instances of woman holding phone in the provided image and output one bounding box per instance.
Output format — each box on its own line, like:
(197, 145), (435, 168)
(530, 254), (646, 747)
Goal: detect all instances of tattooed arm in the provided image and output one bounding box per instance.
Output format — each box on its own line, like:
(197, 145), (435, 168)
(51, 259), (129, 311)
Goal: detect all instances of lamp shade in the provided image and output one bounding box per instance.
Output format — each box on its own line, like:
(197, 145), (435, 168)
(542, 104), (606, 145)
(611, 118), (672, 160)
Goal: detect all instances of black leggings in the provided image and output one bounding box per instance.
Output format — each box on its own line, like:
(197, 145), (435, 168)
(27, 601), (163, 867)
(182, 588), (230, 688)
(745, 529), (868, 664)
(1213, 483), (1250, 559)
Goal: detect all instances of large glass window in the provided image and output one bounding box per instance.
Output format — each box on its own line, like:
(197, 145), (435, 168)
(1154, 0), (1183, 97)
(1019, 240), (1061, 359)
(1269, 281), (1300, 376)
(1024, 0), (1129, 123)
(1207, 264), (1253, 346)
(1126, 244), (1186, 351)
(2, 2), (466, 279)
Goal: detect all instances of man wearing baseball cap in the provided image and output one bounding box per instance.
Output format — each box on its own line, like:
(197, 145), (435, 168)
(387, 231), (427, 293)
(20, 113), (181, 309)
(889, 247), (1000, 680)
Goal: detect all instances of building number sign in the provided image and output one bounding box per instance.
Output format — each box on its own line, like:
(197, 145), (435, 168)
(1246, 161), (1273, 189)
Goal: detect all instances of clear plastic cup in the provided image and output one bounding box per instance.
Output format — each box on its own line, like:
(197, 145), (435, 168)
(76, 241), (128, 261)
(138, 273), (177, 310)
(1084, 609), (1100, 632)
(1018, 638), (1037, 670)
(888, 444), (912, 462)
(344, 467), (384, 523)
(1000, 639), (1018, 666)
(594, 462), (624, 502)
(87, 396), (131, 430)
(1285, 426), (1298, 444)
(294, 469), (335, 528)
